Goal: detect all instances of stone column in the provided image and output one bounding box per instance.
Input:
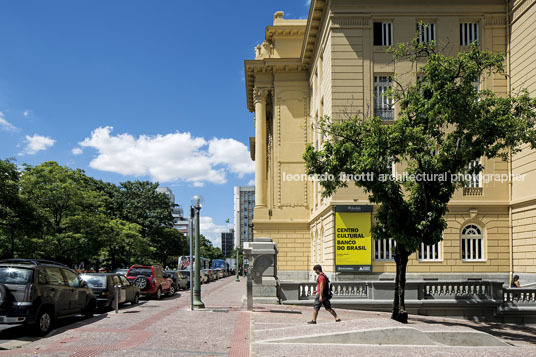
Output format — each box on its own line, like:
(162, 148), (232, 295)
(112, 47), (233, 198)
(253, 88), (269, 207)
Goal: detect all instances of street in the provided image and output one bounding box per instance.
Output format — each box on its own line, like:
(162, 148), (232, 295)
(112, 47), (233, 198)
(0, 276), (248, 356)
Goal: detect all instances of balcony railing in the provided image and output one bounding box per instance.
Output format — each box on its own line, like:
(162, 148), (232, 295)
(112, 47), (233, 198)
(463, 187), (483, 196)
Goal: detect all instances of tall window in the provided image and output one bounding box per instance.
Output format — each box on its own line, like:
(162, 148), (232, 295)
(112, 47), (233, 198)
(418, 242), (441, 261)
(466, 159), (482, 188)
(375, 238), (396, 260)
(374, 22), (393, 46)
(417, 22), (436, 43)
(374, 76), (394, 120)
(461, 224), (484, 261)
(460, 22), (479, 45)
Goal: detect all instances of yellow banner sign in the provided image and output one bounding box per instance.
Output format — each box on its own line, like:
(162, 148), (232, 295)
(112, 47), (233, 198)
(335, 208), (372, 272)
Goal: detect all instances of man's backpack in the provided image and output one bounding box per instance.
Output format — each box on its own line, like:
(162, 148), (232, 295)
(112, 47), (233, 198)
(321, 273), (334, 299)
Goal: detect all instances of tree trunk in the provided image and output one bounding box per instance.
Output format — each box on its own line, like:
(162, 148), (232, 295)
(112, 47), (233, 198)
(392, 243), (409, 323)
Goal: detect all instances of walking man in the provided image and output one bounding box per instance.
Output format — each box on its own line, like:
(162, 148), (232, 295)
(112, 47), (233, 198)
(308, 264), (341, 324)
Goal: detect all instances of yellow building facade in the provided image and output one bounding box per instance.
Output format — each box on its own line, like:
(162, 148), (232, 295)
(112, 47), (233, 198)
(244, 0), (536, 282)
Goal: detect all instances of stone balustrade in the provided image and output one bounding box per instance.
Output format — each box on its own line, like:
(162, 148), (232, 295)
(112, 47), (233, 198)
(279, 280), (536, 323)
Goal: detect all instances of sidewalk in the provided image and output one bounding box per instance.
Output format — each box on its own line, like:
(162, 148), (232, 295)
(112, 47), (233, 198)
(0, 277), (249, 356)
(1, 278), (536, 356)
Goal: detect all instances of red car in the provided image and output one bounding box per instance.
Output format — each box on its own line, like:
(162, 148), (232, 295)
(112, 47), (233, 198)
(126, 265), (174, 299)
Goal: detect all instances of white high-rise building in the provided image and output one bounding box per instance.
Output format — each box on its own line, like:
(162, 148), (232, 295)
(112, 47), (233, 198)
(234, 186), (255, 249)
(157, 187), (189, 235)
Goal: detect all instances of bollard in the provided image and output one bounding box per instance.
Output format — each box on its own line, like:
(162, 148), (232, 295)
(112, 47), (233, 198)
(247, 268), (253, 311)
(115, 285), (120, 313)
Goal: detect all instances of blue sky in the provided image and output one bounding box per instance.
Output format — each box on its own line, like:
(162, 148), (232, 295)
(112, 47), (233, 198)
(0, 0), (310, 247)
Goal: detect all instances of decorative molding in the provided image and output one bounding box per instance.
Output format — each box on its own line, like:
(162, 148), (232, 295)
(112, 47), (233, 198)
(253, 87), (270, 105)
(331, 16), (371, 28)
(484, 15), (506, 27)
(511, 0), (536, 24)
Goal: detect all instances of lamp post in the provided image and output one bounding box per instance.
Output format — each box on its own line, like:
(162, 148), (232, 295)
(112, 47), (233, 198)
(191, 195), (205, 309)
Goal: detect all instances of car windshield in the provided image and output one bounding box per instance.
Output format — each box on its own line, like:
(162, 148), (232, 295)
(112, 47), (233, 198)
(80, 275), (107, 288)
(128, 268), (152, 277)
(0, 267), (33, 284)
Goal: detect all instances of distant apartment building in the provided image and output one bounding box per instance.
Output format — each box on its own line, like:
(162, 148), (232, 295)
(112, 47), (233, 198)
(234, 186), (255, 249)
(157, 187), (189, 236)
(221, 229), (235, 257)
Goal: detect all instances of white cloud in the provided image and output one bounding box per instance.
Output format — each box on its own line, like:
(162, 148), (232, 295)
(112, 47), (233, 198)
(23, 110), (32, 117)
(247, 179), (255, 186)
(208, 138), (254, 177)
(21, 134), (55, 155)
(77, 126), (254, 184)
(72, 147), (83, 155)
(0, 112), (18, 132)
(305, 0), (311, 6)
(200, 216), (228, 248)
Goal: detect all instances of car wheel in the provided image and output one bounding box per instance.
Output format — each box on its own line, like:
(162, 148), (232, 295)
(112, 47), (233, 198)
(168, 285), (175, 296)
(84, 299), (96, 318)
(134, 276), (148, 290)
(132, 293), (139, 305)
(156, 287), (162, 300)
(33, 308), (54, 336)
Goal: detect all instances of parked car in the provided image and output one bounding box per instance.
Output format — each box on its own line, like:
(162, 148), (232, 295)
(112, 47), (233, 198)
(113, 268), (129, 275)
(200, 269), (210, 283)
(80, 273), (140, 309)
(126, 265), (173, 299)
(204, 269), (216, 282)
(214, 269), (224, 279)
(0, 259), (96, 336)
(178, 270), (191, 289)
(164, 271), (189, 291)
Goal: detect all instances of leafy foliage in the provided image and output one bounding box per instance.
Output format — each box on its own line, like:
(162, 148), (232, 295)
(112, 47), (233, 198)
(0, 160), (191, 270)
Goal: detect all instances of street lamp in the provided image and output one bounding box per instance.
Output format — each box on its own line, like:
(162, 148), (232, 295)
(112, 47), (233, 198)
(191, 194), (205, 309)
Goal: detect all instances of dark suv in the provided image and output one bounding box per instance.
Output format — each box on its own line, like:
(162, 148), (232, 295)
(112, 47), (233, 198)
(0, 259), (96, 335)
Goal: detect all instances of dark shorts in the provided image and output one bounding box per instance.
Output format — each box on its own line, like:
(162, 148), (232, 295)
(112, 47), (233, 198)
(313, 295), (332, 311)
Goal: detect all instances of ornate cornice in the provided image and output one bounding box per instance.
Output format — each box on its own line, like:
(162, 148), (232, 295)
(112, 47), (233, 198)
(244, 59), (308, 112)
(511, 0), (536, 24)
(266, 27), (306, 41)
(301, 0), (327, 66)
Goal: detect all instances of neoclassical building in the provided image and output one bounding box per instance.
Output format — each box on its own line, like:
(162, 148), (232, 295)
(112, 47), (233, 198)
(244, 0), (536, 283)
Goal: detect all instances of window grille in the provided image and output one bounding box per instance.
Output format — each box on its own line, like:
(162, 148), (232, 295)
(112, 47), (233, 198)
(460, 22), (479, 45)
(374, 238), (396, 260)
(461, 224), (484, 261)
(374, 22), (393, 46)
(465, 159), (482, 188)
(374, 76), (394, 120)
(418, 242), (441, 261)
(417, 23), (435, 43)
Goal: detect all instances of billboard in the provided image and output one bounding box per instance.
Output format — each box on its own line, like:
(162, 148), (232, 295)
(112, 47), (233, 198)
(334, 205), (372, 273)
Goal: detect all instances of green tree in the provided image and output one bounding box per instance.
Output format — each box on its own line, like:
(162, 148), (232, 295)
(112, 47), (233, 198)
(113, 181), (177, 265)
(200, 235), (224, 261)
(0, 159), (38, 258)
(304, 41), (536, 323)
(19, 161), (110, 265)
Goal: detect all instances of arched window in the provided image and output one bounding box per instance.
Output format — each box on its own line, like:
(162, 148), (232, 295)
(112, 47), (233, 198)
(461, 224), (484, 261)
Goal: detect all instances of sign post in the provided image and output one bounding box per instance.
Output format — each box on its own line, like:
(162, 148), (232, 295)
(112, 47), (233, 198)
(334, 205), (373, 273)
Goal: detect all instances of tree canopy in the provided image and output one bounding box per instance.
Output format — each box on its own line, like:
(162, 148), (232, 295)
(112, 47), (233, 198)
(0, 160), (189, 270)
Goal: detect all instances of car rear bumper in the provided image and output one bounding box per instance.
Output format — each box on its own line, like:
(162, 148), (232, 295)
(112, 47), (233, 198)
(96, 298), (112, 308)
